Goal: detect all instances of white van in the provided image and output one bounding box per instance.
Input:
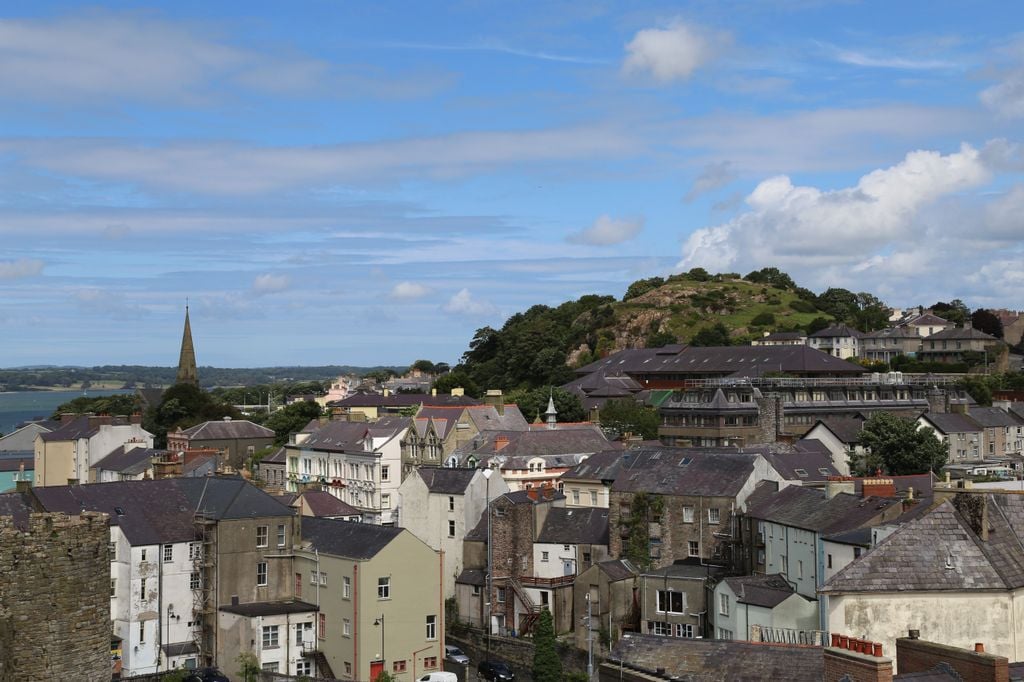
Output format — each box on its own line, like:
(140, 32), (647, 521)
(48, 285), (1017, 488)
(418, 673), (458, 682)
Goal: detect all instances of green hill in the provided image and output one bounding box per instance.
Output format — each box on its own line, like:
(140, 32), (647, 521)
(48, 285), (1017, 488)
(454, 267), (895, 391)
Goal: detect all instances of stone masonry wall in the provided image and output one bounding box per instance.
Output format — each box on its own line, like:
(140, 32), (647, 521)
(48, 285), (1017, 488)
(0, 512), (111, 682)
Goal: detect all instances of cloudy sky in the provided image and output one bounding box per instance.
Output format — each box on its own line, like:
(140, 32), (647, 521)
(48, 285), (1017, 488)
(2, 2), (1023, 368)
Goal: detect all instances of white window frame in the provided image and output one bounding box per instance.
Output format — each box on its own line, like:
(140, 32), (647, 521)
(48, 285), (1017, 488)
(378, 576), (390, 599)
(256, 525), (268, 548)
(682, 506), (694, 523)
(257, 561), (268, 587)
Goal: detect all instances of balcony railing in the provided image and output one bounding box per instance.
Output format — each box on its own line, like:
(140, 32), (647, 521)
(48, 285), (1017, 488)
(518, 575), (576, 588)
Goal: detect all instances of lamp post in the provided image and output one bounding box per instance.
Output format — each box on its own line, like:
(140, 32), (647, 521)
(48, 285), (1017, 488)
(374, 614), (385, 671)
(585, 592), (594, 682)
(482, 467), (493, 662)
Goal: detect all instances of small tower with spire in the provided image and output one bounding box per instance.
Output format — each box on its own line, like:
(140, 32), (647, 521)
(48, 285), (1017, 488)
(176, 304), (198, 386)
(545, 393), (558, 430)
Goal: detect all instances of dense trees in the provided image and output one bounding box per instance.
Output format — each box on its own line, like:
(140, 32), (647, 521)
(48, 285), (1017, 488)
(143, 383), (240, 448)
(51, 393), (142, 418)
(854, 412), (947, 476)
(506, 386), (586, 423)
(262, 400), (324, 445)
(971, 309), (1004, 338)
(931, 300), (969, 326)
(689, 322), (732, 346)
(598, 398), (660, 440)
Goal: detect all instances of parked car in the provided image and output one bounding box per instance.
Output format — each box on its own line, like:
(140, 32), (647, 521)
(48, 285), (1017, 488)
(477, 660), (515, 682)
(445, 644), (470, 665)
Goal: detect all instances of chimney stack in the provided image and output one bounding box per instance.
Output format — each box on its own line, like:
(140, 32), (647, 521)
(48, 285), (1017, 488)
(824, 633), (893, 682)
(897, 632), (1008, 682)
(485, 389), (505, 416)
(862, 478), (897, 498)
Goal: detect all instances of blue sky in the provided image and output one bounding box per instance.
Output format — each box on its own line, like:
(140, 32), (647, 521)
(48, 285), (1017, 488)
(2, 1), (1023, 368)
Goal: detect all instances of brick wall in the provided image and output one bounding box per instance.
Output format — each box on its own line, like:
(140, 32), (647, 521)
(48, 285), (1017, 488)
(489, 496), (537, 629)
(823, 635), (892, 682)
(0, 512), (111, 682)
(896, 636), (1009, 682)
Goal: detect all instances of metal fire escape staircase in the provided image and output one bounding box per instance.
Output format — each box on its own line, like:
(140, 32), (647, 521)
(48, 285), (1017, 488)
(509, 578), (542, 635)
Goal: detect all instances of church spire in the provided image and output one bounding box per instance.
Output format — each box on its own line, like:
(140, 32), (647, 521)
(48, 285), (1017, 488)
(176, 304), (198, 386)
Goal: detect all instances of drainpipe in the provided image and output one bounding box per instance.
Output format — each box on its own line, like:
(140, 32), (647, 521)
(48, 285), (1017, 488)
(157, 548), (162, 674)
(353, 563), (359, 680)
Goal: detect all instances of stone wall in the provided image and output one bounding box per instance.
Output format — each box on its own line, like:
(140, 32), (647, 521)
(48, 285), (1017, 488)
(0, 512), (111, 682)
(448, 629), (592, 682)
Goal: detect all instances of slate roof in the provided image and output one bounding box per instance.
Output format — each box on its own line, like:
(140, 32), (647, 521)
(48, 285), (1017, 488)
(860, 326), (921, 341)
(39, 415), (141, 442)
(183, 454), (218, 477)
(92, 446), (163, 475)
(299, 490), (361, 518)
(417, 467), (478, 495)
(536, 507), (609, 545)
(0, 491), (34, 530)
(810, 324), (863, 339)
(297, 421), (370, 452)
(608, 633), (823, 681)
(821, 500), (1013, 594)
(179, 419), (274, 440)
(611, 448), (759, 497)
(575, 345), (864, 378)
(920, 412), (982, 435)
(722, 573), (800, 608)
(0, 458), (33, 473)
(759, 441), (840, 482)
(262, 447), (287, 464)
(970, 406), (1023, 429)
(464, 404), (529, 432)
(459, 427), (613, 462)
(808, 416), (865, 444)
(903, 313), (949, 327)
(32, 477), (293, 545)
(561, 449), (627, 483)
(301, 516), (403, 560)
(219, 600), (318, 617)
(924, 327), (999, 341)
(744, 481), (900, 535)
(329, 392), (481, 408)
(597, 558), (637, 582)
(455, 568), (486, 586)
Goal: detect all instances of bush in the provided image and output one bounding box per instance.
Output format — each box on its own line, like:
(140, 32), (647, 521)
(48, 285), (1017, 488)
(750, 312), (776, 326)
(790, 299), (817, 313)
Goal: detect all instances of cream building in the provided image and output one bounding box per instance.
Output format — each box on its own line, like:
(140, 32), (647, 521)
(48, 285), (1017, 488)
(821, 494), (1024, 669)
(35, 415), (153, 487)
(296, 517), (444, 682)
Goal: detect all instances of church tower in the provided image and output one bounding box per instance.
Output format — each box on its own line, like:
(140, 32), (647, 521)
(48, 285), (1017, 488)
(176, 305), (198, 386)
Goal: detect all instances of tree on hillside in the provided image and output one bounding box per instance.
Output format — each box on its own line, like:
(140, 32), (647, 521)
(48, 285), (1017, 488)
(410, 359), (437, 374)
(689, 322), (731, 346)
(143, 383), (240, 448)
(507, 386), (586, 423)
(623, 276), (665, 301)
(263, 400), (324, 446)
(743, 267), (796, 290)
(806, 317), (831, 336)
(432, 371), (480, 398)
(532, 608), (562, 682)
(971, 309), (1004, 338)
(854, 412), (947, 476)
(931, 300), (969, 326)
(598, 398), (660, 440)
(51, 393), (142, 419)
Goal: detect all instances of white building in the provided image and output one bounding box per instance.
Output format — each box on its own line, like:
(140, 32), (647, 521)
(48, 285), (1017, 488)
(35, 415), (153, 486)
(286, 417), (409, 524)
(397, 466), (508, 598)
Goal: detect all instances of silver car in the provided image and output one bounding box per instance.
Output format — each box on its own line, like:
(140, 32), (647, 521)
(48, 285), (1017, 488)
(445, 644), (470, 665)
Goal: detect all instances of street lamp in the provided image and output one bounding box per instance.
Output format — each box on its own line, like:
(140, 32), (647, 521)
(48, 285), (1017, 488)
(374, 615), (385, 671)
(585, 592), (594, 682)
(482, 467), (493, 661)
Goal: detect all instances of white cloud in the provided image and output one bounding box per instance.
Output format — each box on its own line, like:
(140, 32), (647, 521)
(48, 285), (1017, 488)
(622, 20), (724, 82)
(567, 215), (644, 246)
(981, 71), (1024, 118)
(826, 45), (957, 70)
(685, 160), (736, 202)
(0, 258), (44, 279)
(252, 273), (290, 295)
(390, 281), (432, 300)
(442, 288), (498, 316)
(2, 124), (637, 195)
(680, 143), (991, 279)
(0, 12), (451, 104)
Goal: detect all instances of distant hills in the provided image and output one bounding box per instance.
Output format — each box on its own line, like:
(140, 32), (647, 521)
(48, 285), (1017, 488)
(0, 364), (406, 391)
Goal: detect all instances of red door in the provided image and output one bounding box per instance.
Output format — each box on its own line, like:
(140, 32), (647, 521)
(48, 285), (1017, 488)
(370, 660), (384, 682)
